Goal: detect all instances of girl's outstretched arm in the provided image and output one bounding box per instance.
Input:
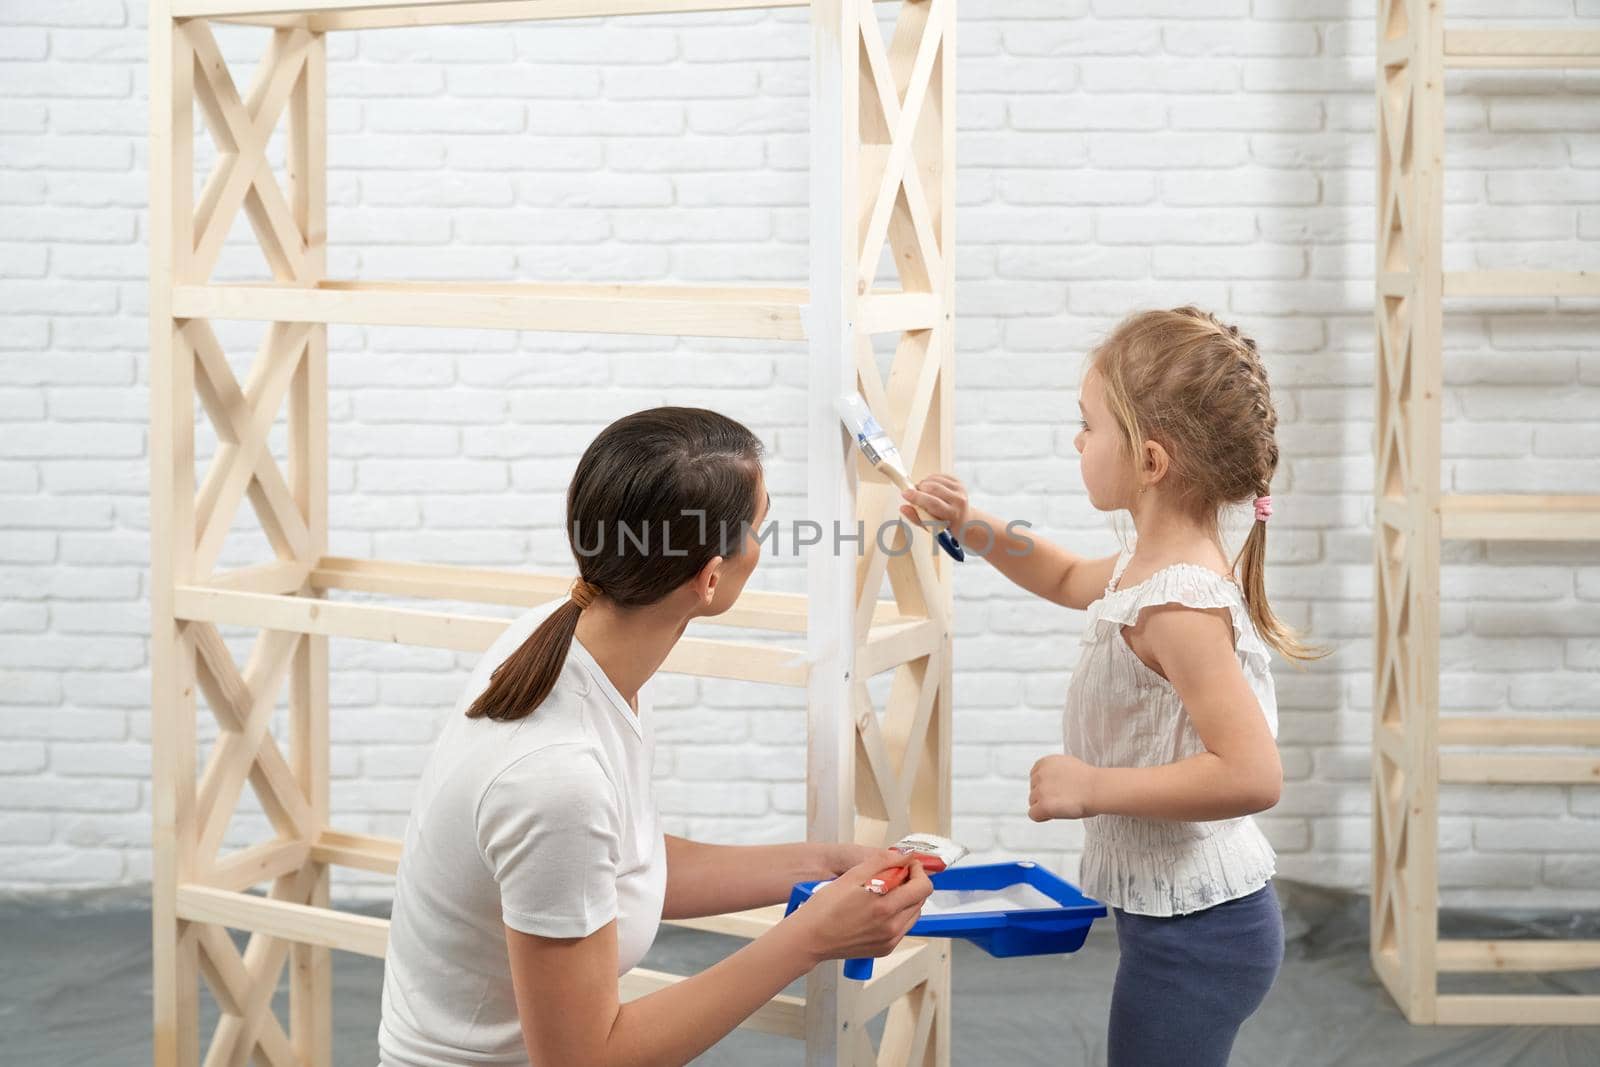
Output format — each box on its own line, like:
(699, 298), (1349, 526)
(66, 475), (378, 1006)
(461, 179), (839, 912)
(901, 474), (1117, 610)
(1029, 604), (1282, 823)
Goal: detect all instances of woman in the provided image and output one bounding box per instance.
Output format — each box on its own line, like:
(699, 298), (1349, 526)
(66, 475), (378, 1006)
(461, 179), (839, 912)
(378, 407), (931, 1067)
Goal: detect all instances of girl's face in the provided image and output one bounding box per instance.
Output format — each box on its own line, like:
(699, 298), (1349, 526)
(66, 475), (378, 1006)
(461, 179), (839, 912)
(1074, 365), (1136, 512)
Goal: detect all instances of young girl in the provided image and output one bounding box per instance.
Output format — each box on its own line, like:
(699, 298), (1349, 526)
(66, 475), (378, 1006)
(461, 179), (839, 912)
(902, 307), (1318, 1067)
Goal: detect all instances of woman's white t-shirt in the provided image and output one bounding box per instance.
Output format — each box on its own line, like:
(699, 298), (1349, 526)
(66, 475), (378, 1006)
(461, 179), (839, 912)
(378, 599), (667, 1067)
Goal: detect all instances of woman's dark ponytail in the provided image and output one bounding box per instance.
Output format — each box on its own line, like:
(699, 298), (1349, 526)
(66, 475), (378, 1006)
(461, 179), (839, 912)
(464, 409), (763, 723)
(466, 578), (602, 722)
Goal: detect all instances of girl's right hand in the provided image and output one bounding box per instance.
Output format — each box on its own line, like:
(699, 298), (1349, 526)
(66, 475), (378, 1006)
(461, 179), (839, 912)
(899, 474), (970, 537)
(787, 850), (933, 965)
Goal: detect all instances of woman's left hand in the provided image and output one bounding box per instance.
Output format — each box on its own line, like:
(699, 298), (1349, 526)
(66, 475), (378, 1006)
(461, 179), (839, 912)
(822, 842), (882, 877)
(1029, 754), (1099, 821)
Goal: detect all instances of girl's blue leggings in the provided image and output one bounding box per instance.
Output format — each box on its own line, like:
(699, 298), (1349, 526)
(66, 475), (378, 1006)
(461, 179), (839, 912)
(1107, 882), (1284, 1067)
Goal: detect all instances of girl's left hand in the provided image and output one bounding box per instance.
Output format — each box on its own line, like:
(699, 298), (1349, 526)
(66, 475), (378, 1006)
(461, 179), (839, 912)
(1028, 755), (1099, 822)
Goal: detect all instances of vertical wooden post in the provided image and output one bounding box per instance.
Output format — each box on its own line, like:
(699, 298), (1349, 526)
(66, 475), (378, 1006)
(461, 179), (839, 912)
(812, 1), (954, 1062)
(1372, 0), (1442, 1025)
(287, 26), (332, 1064)
(150, 5), (200, 1065)
(1407, 0), (1446, 1025)
(929, 3), (955, 1060)
(806, 1), (860, 1061)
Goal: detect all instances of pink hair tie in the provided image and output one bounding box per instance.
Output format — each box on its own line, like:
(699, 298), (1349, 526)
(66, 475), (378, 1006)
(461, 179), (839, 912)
(1253, 495), (1273, 523)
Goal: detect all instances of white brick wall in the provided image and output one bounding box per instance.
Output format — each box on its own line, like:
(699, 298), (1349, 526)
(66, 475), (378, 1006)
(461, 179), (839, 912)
(2, 1), (1598, 909)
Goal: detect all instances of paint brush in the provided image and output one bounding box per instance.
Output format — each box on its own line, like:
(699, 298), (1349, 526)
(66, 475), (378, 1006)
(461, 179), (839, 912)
(835, 392), (964, 562)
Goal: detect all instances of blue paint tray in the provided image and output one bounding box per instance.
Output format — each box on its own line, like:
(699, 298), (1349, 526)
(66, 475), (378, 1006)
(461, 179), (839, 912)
(785, 861), (1107, 980)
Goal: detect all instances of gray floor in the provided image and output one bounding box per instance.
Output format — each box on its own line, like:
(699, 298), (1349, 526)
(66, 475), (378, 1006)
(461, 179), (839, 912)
(3, 881), (1596, 1066)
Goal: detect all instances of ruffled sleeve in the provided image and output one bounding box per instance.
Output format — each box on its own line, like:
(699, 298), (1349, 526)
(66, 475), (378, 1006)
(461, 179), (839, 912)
(1085, 562), (1273, 680)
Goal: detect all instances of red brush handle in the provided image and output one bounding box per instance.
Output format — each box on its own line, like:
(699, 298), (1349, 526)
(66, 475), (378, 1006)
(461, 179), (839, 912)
(869, 853), (947, 892)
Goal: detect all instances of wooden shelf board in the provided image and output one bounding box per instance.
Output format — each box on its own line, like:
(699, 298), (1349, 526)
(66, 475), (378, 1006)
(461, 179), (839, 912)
(182, 0), (898, 32)
(307, 557), (908, 634)
(1439, 753), (1600, 785)
(174, 584), (812, 685)
(1443, 271), (1600, 299)
(1444, 29), (1600, 69)
(1436, 938), (1600, 974)
(1439, 495), (1600, 542)
(177, 880), (804, 1036)
(1434, 994), (1600, 1027)
(1438, 717), (1600, 748)
(171, 281), (935, 340)
(177, 564), (933, 686)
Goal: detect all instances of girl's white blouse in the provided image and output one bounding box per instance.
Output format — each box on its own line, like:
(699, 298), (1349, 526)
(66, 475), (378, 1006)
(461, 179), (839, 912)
(1062, 548), (1280, 917)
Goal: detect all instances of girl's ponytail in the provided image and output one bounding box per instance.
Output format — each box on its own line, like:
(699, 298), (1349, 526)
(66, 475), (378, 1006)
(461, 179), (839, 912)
(1232, 498), (1323, 663)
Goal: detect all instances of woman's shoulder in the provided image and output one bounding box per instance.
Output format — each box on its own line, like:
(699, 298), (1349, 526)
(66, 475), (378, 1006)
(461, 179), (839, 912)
(472, 738), (621, 833)
(441, 693), (607, 787)
(488, 739), (614, 795)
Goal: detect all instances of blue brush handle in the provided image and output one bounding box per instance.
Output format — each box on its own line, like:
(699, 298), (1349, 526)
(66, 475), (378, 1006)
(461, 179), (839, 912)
(843, 957), (876, 981)
(936, 530), (965, 562)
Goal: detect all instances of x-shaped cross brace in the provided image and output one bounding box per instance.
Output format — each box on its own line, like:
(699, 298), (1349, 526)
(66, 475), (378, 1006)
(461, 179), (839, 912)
(189, 21), (311, 281)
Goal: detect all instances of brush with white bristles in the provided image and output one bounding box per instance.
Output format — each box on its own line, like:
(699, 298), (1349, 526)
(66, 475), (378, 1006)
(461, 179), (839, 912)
(835, 392), (964, 562)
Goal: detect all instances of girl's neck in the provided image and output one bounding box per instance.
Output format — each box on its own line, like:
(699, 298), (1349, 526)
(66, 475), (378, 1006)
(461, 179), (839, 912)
(573, 598), (689, 713)
(1127, 496), (1229, 573)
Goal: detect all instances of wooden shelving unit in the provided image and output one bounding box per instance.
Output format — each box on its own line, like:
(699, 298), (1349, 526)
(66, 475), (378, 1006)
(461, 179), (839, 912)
(1371, 0), (1600, 1028)
(148, 1), (957, 1063)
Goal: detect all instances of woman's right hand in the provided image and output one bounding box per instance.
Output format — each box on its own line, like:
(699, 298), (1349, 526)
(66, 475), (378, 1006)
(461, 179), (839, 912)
(786, 850), (933, 966)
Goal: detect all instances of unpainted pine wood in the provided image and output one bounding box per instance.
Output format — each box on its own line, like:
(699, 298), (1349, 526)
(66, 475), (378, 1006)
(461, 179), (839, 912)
(193, 924), (298, 1067)
(190, 321), (313, 573)
(188, 22), (312, 280)
(856, 0), (944, 293)
(1433, 995), (1600, 1027)
(1444, 29), (1600, 69)
(185, 320), (313, 559)
(174, 281), (813, 339)
(173, 586), (812, 684)
(177, 884), (391, 959)
(189, 622), (315, 843)
(1443, 269), (1600, 297)
(285, 25), (333, 1061)
(1435, 940), (1600, 973)
(207, 839), (312, 892)
(180, 0), (824, 29)
(1436, 717), (1600, 747)
(150, 4), (201, 1063)
(309, 555), (904, 633)
(192, 629), (303, 865)
(156, 2), (961, 1061)
(919, 18), (955, 833)
(1438, 754), (1600, 785)
(1438, 494), (1600, 541)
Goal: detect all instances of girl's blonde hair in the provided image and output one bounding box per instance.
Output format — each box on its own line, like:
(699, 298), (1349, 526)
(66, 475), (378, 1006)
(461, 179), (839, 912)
(1092, 306), (1323, 662)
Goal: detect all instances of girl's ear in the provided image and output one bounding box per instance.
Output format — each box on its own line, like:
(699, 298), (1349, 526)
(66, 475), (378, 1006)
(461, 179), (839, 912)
(1142, 440), (1171, 486)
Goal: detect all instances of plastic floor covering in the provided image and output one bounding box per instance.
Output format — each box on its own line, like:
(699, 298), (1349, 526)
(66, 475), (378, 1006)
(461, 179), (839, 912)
(3, 880), (1596, 1066)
